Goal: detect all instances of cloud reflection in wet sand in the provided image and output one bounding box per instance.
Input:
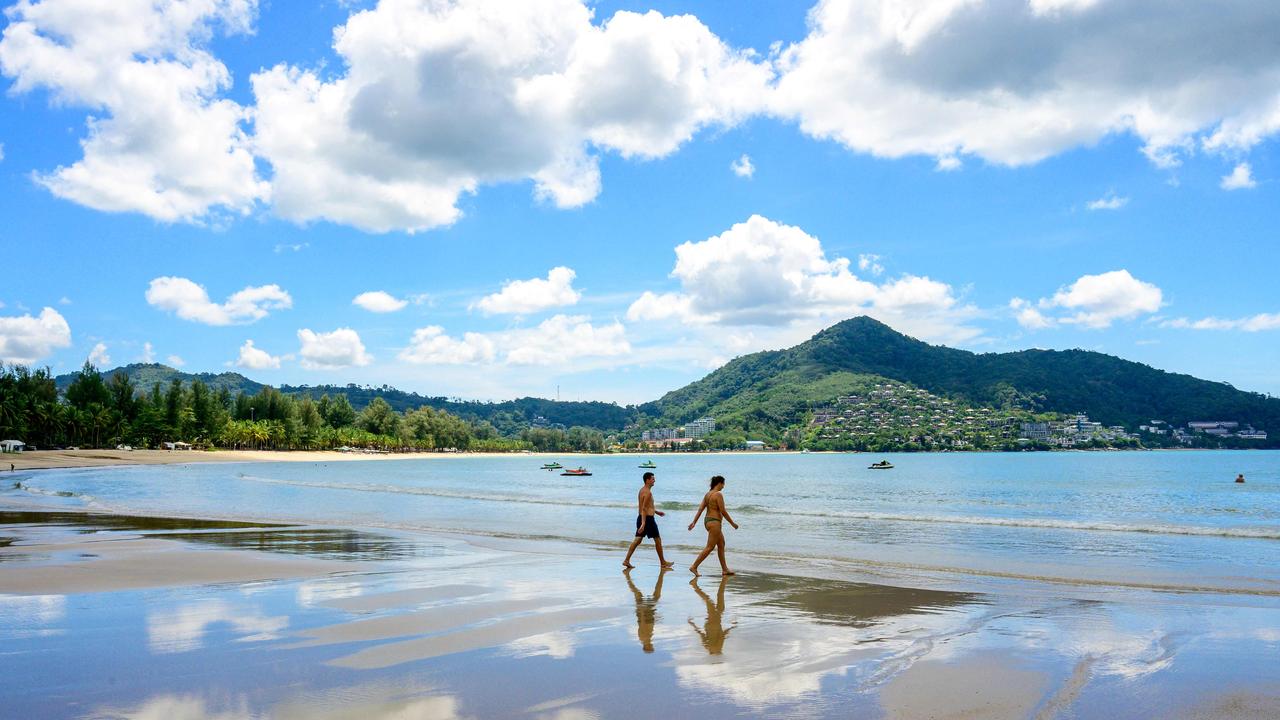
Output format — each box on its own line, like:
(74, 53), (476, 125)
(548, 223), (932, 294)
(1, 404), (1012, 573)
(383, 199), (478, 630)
(668, 572), (986, 706)
(147, 599), (288, 654)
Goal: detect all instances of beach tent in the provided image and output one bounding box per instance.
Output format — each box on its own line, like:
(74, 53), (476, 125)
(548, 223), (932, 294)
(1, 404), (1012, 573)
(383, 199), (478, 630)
(1, 440), (25, 453)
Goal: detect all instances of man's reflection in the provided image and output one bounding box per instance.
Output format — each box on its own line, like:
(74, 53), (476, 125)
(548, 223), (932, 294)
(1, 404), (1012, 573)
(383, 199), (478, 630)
(625, 567), (667, 653)
(689, 575), (735, 655)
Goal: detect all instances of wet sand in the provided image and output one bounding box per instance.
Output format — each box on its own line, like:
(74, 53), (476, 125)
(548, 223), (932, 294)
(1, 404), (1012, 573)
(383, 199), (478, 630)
(2, 506), (1279, 719)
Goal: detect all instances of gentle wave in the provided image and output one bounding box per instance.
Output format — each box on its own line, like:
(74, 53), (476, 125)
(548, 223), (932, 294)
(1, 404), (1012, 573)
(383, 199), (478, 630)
(237, 473), (636, 511)
(233, 473), (1280, 541)
(13, 482), (94, 503)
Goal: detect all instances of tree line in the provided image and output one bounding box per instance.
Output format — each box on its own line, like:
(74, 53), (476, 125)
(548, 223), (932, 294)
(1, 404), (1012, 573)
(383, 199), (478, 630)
(1, 363), (611, 453)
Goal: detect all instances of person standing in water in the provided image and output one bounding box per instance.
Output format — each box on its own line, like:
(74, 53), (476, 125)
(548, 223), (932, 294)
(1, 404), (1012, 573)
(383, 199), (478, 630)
(1236, 473), (1246, 483)
(623, 472), (675, 569)
(688, 475), (738, 576)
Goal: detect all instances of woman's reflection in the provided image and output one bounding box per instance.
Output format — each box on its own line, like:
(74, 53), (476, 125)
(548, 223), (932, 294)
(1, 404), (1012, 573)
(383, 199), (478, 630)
(625, 567), (667, 653)
(689, 575), (735, 655)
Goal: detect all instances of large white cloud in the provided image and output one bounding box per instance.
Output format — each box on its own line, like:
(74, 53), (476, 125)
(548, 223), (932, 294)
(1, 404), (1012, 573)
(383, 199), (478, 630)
(1012, 269), (1163, 329)
(771, 0), (1280, 169)
(235, 339), (281, 369)
(0, 0), (268, 222)
(297, 327), (372, 369)
(0, 307), (72, 364)
(250, 0), (771, 233)
(474, 266), (581, 315)
(398, 326), (496, 365)
(626, 215), (980, 344)
(146, 277), (292, 326)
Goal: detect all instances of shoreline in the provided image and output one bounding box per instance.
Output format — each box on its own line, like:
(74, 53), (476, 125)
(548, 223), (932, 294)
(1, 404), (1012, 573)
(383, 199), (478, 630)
(4, 445), (1270, 471)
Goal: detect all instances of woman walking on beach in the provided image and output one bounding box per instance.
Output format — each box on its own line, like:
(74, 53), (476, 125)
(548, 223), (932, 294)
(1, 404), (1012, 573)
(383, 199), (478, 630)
(688, 475), (738, 576)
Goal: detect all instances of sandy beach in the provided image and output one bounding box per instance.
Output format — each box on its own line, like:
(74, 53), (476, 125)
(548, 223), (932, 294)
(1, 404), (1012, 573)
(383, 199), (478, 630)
(4, 452), (1280, 718)
(1, 448), (538, 471)
(0, 448), (815, 471)
(2, 501), (1279, 719)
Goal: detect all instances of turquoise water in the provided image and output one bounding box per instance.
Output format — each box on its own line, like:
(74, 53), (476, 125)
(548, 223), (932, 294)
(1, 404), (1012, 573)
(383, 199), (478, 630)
(8, 450), (1279, 594)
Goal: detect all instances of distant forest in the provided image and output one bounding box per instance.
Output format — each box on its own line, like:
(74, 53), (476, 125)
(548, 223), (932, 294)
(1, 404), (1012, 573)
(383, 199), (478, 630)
(4, 363), (611, 453)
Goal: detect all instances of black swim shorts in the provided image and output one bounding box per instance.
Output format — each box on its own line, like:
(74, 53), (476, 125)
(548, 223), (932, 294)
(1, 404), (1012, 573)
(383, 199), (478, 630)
(635, 514), (660, 539)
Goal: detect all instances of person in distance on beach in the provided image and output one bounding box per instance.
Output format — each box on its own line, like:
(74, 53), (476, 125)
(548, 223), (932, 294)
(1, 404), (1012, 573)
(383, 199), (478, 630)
(688, 475), (738, 576)
(623, 472), (675, 569)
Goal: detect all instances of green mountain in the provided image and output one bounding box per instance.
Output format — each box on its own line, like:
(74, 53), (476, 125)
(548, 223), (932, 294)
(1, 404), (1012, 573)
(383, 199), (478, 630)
(641, 316), (1280, 440)
(55, 363), (266, 396)
(62, 317), (1278, 445)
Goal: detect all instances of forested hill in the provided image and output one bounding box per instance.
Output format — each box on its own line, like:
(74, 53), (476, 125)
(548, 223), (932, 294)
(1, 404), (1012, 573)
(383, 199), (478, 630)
(55, 363), (265, 396)
(54, 365), (637, 432)
(276, 384), (636, 433)
(641, 316), (1280, 434)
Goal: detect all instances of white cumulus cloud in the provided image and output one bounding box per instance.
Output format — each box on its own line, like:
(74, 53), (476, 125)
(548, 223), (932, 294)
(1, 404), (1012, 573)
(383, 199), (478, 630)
(141, 341), (155, 363)
(250, 0), (771, 233)
(1015, 270), (1163, 329)
(399, 326), (496, 365)
(146, 277), (292, 326)
(235, 339), (281, 370)
(475, 267), (581, 315)
(504, 314), (630, 365)
(87, 342), (110, 367)
(297, 328), (372, 369)
(626, 215), (979, 344)
(352, 291), (408, 313)
(1220, 162), (1257, 190)
(167, 354), (186, 367)
(730, 154), (754, 178)
(770, 0), (1280, 169)
(0, 307), (72, 364)
(0, 0), (268, 222)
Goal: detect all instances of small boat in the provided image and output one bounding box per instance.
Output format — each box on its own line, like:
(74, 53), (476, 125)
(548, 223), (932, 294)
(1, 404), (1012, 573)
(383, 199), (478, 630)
(638, 460), (657, 469)
(561, 467), (592, 476)
(541, 462), (563, 470)
(868, 460), (894, 470)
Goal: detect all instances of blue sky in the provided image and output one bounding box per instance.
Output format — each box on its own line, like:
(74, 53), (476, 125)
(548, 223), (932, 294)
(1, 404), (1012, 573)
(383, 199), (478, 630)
(0, 0), (1277, 404)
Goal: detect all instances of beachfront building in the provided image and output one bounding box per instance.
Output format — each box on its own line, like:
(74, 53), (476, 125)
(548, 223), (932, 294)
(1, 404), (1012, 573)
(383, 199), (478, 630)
(641, 417), (717, 444)
(683, 417), (716, 439)
(1, 439), (25, 453)
(744, 440), (765, 450)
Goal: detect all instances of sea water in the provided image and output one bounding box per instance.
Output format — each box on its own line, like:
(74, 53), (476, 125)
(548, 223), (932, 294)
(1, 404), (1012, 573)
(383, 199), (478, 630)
(7, 450), (1278, 596)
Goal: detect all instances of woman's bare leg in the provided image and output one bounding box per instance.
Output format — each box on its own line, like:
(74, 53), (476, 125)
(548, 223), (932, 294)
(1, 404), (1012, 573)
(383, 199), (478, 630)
(689, 527), (721, 575)
(716, 533), (733, 575)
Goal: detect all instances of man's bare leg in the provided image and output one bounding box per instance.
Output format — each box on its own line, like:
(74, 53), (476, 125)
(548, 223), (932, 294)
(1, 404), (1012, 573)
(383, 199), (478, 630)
(654, 538), (675, 568)
(623, 535), (643, 568)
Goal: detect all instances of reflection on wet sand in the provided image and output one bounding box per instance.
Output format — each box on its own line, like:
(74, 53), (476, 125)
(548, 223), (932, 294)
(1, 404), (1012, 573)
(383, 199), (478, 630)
(688, 576), (734, 655)
(624, 568), (665, 653)
(670, 571), (988, 706)
(731, 573), (983, 626)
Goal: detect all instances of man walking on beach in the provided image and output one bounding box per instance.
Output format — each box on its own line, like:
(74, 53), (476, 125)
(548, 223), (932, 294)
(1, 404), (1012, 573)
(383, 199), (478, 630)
(624, 472), (675, 569)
